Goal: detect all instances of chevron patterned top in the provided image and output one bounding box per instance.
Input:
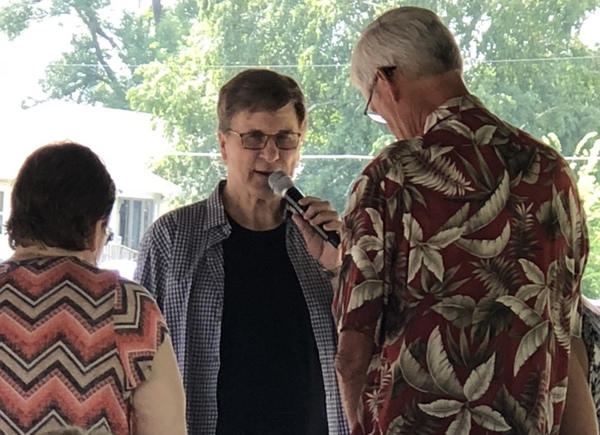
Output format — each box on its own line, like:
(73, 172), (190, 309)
(0, 256), (168, 435)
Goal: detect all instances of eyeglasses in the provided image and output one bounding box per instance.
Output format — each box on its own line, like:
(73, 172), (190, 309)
(363, 66), (396, 124)
(105, 229), (114, 246)
(228, 129), (302, 150)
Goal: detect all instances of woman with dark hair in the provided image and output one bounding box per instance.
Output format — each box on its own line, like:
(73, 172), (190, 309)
(0, 142), (187, 435)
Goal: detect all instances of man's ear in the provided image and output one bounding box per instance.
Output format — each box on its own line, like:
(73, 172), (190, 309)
(375, 68), (402, 102)
(218, 130), (228, 162)
(299, 119), (308, 143)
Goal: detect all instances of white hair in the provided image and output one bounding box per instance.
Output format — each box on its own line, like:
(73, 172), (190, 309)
(350, 7), (463, 93)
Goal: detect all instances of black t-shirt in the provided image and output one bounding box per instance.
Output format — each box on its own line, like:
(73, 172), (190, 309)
(216, 218), (328, 435)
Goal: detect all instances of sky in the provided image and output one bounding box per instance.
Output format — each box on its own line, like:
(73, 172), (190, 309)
(581, 8), (600, 47)
(0, 1), (148, 110)
(0, 3), (599, 112)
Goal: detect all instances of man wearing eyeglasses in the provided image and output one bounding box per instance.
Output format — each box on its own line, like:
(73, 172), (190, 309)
(135, 69), (347, 435)
(334, 6), (596, 435)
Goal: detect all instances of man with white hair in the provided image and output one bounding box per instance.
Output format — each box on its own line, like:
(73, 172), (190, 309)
(334, 6), (597, 434)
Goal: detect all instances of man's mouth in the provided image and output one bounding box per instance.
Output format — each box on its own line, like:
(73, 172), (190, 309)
(255, 170), (274, 177)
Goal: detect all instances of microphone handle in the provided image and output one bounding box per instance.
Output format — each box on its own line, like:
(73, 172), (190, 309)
(284, 187), (340, 249)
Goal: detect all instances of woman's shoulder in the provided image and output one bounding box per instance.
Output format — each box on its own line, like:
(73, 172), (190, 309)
(112, 277), (164, 324)
(112, 277), (168, 390)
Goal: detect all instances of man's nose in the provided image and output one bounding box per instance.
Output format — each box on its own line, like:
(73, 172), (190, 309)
(260, 137), (280, 162)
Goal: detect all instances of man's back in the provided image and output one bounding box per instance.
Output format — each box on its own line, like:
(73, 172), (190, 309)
(336, 94), (588, 434)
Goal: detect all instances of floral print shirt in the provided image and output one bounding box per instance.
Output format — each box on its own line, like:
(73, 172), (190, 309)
(335, 94), (588, 435)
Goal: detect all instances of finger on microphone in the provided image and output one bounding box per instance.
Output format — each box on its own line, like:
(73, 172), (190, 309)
(320, 219), (343, 233)
(292, 213), (311, 230)
(269, 171), (340, 248)
(299, 199), (334, 220)
(307, 210), (340, 227)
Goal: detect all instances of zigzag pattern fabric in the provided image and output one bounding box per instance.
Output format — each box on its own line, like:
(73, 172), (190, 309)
(0, 256), (167, 435)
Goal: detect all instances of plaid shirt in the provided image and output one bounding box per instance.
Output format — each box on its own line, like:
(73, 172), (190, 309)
(581, 302), (600, 423)
(135, 182), (347, 435)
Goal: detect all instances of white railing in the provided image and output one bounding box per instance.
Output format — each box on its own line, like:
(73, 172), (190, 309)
(0, 236), (137, 262)
(99, 242), (139, 280)
(0, 234), (11, 262)
(100, 243), (138, 263)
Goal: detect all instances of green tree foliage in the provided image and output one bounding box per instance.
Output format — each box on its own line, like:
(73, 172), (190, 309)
(464, 1), (600, 150)
(553, 132), (600, 299)
(126, 0), (600, 212)
(3, 0), (598, 207)
(129, 0), (388, 208)
(0, 0), (199, 108)
(2, 0), (600, 296)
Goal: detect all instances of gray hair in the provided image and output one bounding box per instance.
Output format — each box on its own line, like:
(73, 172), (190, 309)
(350, 7), (463, 93)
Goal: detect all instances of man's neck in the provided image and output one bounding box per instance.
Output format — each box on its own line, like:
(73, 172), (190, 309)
(222, 185), (285, 231)
(408, 71), (468, 113)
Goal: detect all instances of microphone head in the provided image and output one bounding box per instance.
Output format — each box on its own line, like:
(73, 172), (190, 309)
(268, 171), (294, 196)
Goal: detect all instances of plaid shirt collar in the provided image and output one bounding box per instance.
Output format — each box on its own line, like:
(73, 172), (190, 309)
(205, 180), (294, 231)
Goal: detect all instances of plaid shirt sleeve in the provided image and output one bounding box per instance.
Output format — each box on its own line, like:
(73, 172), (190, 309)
(135, 214), (176, 308)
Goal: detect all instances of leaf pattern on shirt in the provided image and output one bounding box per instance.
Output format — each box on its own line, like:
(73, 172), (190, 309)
(398, 341), (444, 395)
(516, 259), (555, 315)
(445, 408), (471, 435)
(463, 353), (495, 402)
(471, 295), (515, 344)
(426, 327), (464, 398)
(336, 94), (588, 435)
(385, 402), (439, 435)
(417, 349), (510, 432)
(404, 214), (465, 282)
(455, 222), (511, 258)
(508, 203), (538, 259)
(432, 295), (476, 329)
(365, 359), (393, 426)
(493, 386), (535, 433)
(402, 142), (474, 197)
(463, 170), (510, 235)
(347, 208), (395, 312)
(470, 406), (511, 432)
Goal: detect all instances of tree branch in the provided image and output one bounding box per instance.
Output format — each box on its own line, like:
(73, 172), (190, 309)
(307, 100), (338, 113)
(153, 0), (163, 25)
(72, 6), (125, 100)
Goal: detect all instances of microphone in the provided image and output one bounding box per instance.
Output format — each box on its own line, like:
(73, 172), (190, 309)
(268, 171), (340, 248)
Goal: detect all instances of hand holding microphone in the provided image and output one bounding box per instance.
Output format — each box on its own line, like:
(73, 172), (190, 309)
(268, 171), (341, 250)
